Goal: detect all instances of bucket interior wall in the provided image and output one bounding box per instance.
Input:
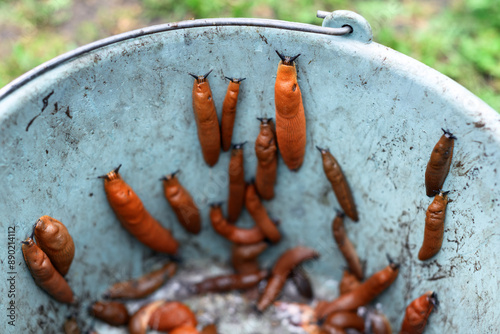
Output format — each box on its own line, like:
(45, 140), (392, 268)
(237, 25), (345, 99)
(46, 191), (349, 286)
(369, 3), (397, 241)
(0, 22), (499, 333)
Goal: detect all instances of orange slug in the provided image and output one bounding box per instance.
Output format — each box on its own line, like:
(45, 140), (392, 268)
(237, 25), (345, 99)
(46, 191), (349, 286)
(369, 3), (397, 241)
(370, 310), (393, 334)
(99, 165), (179, 254)
(316, 256), (399, 319)
(162, 171), (201, 234)
(190, 70), (221, 167)
(257, 246), (319, 311)
(63, 316), (80, 334)
(400, 291), (438, 334)
(425, 129), (456, 197)
(245, 183), (281, 243)
(21, 236), (74, 304)
(170, 326), (200, 334)
(193, 269), (269, 293)
(418, 191), (449, 261)
(201, 324), (218, 334)
(104, 262), (177, 299)
(338, 270), (361, 296)
(332, 211), (363, 280)
(320, 326), (346, 334)
(227, 142), (247, 223)
(129, 300), (164, 334)
(317, 147), (358, 222)
(289, 266), (314, 300)
(210, 204), (265, 244)
(231, 242), (268, 274)
(274, 50), (306, 171)
(255, 117), (278, 200)
(33, 215), (75, 276)
(148, 301), (197, 332)
(323, 311), (365, 331)
(221, 77), (245, 152)
(89, 301), (130, 326)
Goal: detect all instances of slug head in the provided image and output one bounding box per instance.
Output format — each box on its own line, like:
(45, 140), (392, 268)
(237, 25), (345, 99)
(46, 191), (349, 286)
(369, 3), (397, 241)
(386, 253), (400, 270)
(335, 209), (345, 218)
(275, 50), (301, 65)
(189, 69), (213, 83)
(315, 146), (330, 155)
(257, 117), (273, 125)
(98, 164), (122, 181)
(160, 170), (180, 182)
(34, 216), (61, 240)
(441, 128), (457, 140)
(232, 141), (247, 150)
(225, 77), (246, 83)
(429, 291), (439, 309)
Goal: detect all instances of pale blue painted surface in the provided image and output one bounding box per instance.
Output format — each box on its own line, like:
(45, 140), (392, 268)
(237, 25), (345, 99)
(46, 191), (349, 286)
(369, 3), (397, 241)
(322, 10), (373, 43)
(0, 12), (499, 333)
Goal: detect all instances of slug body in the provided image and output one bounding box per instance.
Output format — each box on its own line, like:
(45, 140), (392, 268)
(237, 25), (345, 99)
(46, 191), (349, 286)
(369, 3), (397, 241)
(193, 269), (269, 293)
(318, 147), (358, 221)
(129, 300), (164, 334)
(162, 172), (201, 234)
(21, 237), (74, 303)
(201, 324), (218, 334)
(227, 143), (246, 223)
(400, 291), (438, 334)
(339, 270), (361, 296)
(210, 204), (265, 244)
(221, 78), (244, 151)
(101, 166), (179, 254)
(332, 212), (363, 279)
(34, 215), (75, 276)
(418, 191), (449, 261)
(255, 118), (278, 199)
(257, 246), (319, 311)
(231, 242), (268, 274)
(245, 183), (281, 243)
(170, 327), (200, 334)
(148, 301), (197, 332)
(89, 301), (130, 326)
(104, 262), (177, 299)
(324, 311), (365, 331)
(370, 310), (393, 334)
(191, 71), (221, 166)
(425, 129), (455, 196)
(289, 266), (314, 300)
(63, 317), (80, 334)
(320, 327), (346, 334)
(316, 262), (399, 319)
(274, 51), (306, 171)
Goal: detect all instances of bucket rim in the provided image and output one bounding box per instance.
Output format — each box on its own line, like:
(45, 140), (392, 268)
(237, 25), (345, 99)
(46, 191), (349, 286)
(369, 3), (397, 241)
(0, 17), (351, 102)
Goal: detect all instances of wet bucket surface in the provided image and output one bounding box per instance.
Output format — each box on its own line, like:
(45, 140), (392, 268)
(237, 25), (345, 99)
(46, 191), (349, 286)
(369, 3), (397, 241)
(0, 13), (499, 334)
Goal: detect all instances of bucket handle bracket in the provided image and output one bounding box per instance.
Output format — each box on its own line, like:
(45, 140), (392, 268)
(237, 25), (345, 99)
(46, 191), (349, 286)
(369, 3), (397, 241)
(318, 10), (373, 44)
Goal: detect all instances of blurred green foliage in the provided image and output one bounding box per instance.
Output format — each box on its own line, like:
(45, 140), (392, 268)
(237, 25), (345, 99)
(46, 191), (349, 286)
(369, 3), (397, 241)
(0, 32), (76, 84)
(0, 0), (498, 110)
(0, 0), (72, 26)
(0, 0), (74, 88)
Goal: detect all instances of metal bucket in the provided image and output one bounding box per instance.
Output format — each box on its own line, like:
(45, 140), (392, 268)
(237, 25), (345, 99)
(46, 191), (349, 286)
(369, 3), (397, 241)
(1, 11), (498, 333)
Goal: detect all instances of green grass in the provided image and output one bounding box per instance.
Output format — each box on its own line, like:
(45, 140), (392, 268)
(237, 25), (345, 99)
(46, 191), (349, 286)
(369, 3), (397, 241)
(0, 0), (74, 87)
(0, 0), (498, 111)
(0, 0), (72, 26)
(0, 32), (76, 85)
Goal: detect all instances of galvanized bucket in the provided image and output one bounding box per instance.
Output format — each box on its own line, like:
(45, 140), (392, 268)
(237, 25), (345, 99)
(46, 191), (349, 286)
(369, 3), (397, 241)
(1, 11), (498, 334)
